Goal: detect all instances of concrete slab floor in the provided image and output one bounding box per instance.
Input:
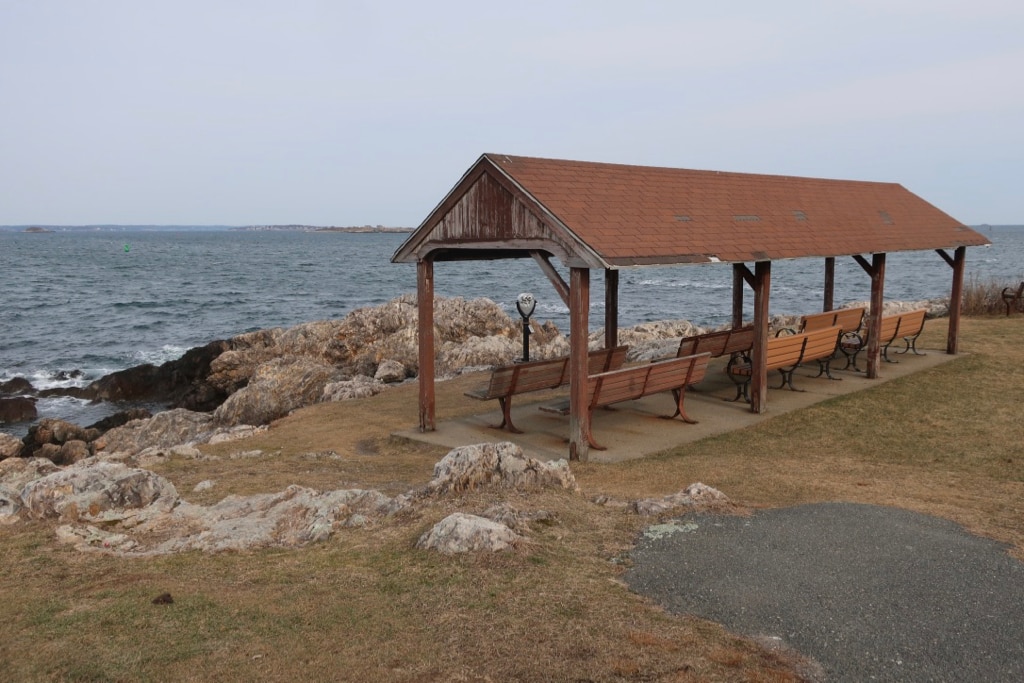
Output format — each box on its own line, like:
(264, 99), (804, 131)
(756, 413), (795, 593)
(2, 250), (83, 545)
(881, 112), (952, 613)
(393, 347), (962, 464)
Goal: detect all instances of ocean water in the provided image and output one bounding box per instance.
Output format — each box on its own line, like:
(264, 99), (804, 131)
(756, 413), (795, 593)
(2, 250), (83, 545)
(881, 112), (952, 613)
(2, 227), (1022, 432)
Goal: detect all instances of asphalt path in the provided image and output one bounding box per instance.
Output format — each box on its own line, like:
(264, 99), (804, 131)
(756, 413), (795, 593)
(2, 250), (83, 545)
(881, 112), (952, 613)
(625, 502), (1024, 682)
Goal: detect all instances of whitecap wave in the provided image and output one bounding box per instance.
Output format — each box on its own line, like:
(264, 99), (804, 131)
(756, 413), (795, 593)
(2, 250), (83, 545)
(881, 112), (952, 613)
(132, 345), (187, 366)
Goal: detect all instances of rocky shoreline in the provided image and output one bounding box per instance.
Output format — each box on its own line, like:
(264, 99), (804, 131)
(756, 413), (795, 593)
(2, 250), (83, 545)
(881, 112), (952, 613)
(0, 294), (949, 464)
(0, 295), (949, 556)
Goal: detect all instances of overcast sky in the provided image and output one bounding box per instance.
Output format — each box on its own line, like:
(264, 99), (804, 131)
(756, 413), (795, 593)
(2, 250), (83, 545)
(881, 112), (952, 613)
(1, 1), (1021, 226)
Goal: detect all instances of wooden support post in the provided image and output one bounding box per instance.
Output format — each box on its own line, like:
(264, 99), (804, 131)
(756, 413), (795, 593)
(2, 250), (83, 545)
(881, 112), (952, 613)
(864, 253), (888, 378)
(732, 263), (746, 328)
(604, 268), (618, 350)
(853, 254), (886, 379)
(569, 267), (590, 462)
(416, 259), (435, 432)
(823, 257), (835, 312)
(943, 246), (966, 354)
(750, 261), (771, 413)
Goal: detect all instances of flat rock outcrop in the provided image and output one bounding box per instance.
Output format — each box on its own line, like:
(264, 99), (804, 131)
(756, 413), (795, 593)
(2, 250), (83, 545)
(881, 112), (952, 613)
(1, 441), (592, 555)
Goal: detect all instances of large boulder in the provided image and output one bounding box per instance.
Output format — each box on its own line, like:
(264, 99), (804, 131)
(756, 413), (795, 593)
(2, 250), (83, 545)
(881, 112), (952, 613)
(322, 376), (386, 402)
(0, 432), (25, 459)
(0, 377), (34, 395)
(93, 409), (216, 455)
(21, 418), (100, 461)
(437, 336), (520, 375)
(0, 484), (22, 523)
(373, 359), (407, 384)
(425, 442), (579, 495)
(212, 357), (341, 426)
(204, 328), (284, 395)
(0, 457), (60, 489)
(415, 513), (521, 554)
(84, 339), (232, 410)
(0, 397), (37, 424)
(20, 460), (179, 521)
(87, 408), (153, 433)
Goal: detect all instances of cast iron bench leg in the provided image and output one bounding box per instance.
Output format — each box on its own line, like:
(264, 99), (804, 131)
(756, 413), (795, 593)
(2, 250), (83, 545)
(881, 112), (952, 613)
(492, 396), (523, 433)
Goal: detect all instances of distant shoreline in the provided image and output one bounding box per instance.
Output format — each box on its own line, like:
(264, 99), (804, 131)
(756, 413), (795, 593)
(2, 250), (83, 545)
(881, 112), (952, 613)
(2, 224), (1017, 234)
(1, 225), (413, 233)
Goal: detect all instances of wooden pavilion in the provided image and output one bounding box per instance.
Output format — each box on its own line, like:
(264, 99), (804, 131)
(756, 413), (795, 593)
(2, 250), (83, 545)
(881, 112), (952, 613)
(391, 154), (990, 461)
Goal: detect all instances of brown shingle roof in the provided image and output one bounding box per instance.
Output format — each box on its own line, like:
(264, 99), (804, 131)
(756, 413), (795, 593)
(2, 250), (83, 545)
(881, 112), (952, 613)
(393, 153), (989, 268)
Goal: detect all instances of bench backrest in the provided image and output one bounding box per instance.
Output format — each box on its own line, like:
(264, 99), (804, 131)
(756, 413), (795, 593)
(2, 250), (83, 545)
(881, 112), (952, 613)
(764, 326), (840, 370)
(677, 326), (754, 358)
(800, 307), (864, 334)
(481, 345), (629, 399)
(765, 333), (808, 370)
(875, 314), (901, 344)
(832, 307), (866, 333)
(484, 357), (569, 397)
(800, 325), (842, 363)
(896, 309), (926, 338)
(587, 353), (710, 409)
(589, 345), (629, 374)
(800, 310), (839, 333)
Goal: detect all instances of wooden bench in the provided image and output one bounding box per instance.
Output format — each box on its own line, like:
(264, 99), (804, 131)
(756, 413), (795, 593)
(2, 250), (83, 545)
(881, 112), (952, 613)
(1002, 282), (1024, 316)
(798, 306), (866, 335)
(541, 353), (711, 450)
(841, 309), (927, 371)
(464, 346), (629, 433)
(781, 307), (865, 368)
(675, 325), (755, 359)
(726, 325), (842, 402)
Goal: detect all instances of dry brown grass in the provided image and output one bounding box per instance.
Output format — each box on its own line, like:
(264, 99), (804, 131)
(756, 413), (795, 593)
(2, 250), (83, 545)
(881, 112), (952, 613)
(2, 316), (1023, 681)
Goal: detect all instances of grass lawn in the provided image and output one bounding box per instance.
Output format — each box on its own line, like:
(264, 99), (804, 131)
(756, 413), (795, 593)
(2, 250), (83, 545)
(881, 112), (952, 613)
(2, 316), (1022, 682)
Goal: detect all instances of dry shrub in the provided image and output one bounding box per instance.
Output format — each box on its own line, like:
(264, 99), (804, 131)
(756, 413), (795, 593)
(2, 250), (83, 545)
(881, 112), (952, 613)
(961, 275), (1024, 315)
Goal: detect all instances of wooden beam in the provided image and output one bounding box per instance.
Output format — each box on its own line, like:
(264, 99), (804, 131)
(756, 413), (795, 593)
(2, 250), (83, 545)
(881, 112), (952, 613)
(944, 246), (966, 354)
(735, 263), (756, 288)
(530, 251), (570, 306)
(823, 257), (835, 312)
(866, 253), (886, 379)
(569, 267), (590, 462)
(732, 264), (745, 328)
(604, 268), (619, 350)
(417, 259), (436, 432)
(750, 261), (771, 414)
